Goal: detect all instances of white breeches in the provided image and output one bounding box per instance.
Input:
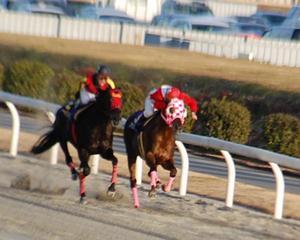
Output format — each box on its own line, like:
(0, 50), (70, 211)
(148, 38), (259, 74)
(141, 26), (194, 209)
(143, 86), (171, 118)
(80, 88), (96, 105)
(143, 94), (155, 118)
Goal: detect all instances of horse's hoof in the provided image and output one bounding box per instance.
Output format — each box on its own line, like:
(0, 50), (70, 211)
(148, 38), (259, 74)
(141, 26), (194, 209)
(148, 190), (156, 199)
(107, 190), (116, 198)
(162, 184), (171, 192)
(79, 196), (88, 205)
(134, 203), (140, 208)
(108, 183), (116, 192)
(71, 173), (78, 181)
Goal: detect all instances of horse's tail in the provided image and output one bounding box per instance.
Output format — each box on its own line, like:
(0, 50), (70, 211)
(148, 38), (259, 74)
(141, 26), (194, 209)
(31, 128), (59, 154)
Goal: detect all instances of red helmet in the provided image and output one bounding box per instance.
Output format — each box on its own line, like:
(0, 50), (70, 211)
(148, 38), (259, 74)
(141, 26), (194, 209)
(166, 87), (181, 100)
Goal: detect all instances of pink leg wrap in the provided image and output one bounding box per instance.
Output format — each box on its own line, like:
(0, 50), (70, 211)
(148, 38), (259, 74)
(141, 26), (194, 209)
(132, 187), (140, 208)
(164, 177), (175, 192)
(79, 174), (86, 196)
(111, 165), (118, 184)
(150, 171), (157, 187)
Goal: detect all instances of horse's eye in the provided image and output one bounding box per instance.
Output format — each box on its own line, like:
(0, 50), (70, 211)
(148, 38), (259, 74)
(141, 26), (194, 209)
(169, 107), (174, 114)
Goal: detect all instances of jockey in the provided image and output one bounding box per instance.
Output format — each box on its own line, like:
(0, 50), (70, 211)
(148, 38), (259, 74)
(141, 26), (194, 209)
(79, 64), (115, 105)
(65, 65), (116, 115)
(135, 84), (198, 130)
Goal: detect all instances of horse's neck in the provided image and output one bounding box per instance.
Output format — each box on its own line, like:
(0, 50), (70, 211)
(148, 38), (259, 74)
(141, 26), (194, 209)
(150, 115), (175, 138)
(81, 100), (110, 123)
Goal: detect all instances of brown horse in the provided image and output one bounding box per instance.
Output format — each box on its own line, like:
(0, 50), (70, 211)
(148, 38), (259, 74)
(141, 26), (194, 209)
(31, 88), (122, 203)
(124, 98), (187, 208)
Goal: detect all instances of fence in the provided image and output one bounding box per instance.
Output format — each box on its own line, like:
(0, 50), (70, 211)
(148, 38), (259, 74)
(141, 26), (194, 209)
(1, 91), (300, 220)
(1, 11), (300, 67)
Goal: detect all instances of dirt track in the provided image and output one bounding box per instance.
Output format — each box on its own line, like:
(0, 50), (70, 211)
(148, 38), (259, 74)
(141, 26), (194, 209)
(1, 128), (300, 220)
(1, 152), (300, 240)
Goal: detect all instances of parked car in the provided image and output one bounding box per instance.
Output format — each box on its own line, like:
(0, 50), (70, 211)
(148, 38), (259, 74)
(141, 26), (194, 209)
(66, 0), (101, 17)
(151, 14), (185, 27)
(264, 26), (300, 41)
(227, 22), (268, 39)
(286, 5), (300, 21)
(280, 5), (300, 27)
(226, 15), (266, 26)
(250, 11), (287, 27)
(152, 15), (230, 33)
(77, 6), (135, 24)
(161, 0), (213, 16)
(7, 0), (67, 16)
(0, 0), (6, 10)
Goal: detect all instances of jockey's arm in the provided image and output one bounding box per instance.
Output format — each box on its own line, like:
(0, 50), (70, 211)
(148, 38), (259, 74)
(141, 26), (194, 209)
(181, 92), (198, 120)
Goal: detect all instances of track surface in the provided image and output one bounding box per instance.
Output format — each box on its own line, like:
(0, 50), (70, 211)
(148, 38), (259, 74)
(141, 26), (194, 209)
(0, 154), (300, 240)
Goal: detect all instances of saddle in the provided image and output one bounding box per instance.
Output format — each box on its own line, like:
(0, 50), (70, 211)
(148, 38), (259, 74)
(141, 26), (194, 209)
(129, 111), (156, 133)
(61, 102), (94, 122)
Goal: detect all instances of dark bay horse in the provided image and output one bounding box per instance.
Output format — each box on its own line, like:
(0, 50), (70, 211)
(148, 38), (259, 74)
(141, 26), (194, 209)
(31, 88), (122, 203)
(124, 98), (187, 208)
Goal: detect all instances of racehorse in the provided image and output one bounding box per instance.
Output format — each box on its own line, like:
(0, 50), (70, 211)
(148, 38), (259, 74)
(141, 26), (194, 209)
(31, 88), (122, 203)
(124, 98), (187, 208)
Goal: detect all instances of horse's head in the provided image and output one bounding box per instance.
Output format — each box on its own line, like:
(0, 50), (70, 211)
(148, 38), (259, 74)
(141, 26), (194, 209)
(110, 88), (123, 126)
(161, 98), (187, 132)
(96, 88), (122, 126)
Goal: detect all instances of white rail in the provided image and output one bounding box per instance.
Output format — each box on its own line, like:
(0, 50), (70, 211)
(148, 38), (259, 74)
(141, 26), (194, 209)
(1, 91), (300, 219)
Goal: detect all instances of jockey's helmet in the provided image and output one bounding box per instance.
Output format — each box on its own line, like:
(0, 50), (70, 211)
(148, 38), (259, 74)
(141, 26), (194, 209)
(97, 65), (111, 77)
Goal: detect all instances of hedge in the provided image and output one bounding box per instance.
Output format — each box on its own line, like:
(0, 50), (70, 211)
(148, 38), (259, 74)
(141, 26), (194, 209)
(3, 59), (54, 99)
(48, 68), (83, 105)
(263, 113), (300, 157)
(193, 98), (251, 144)
(117, 81), (145, 118)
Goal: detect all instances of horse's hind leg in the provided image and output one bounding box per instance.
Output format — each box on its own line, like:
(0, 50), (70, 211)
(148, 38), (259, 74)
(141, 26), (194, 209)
(60, 140), (78, 180)
(161, 160), (177, 192)
(101, 148), (118, 196)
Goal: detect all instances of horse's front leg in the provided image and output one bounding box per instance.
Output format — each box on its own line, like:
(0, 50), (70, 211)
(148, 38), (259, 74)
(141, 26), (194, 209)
(101, 148), (118, 197)
(161, 160), (177, 192)
(78, 149), (90, 204)
(128, 156), (139, 208)
(146, 152), (158, 198)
